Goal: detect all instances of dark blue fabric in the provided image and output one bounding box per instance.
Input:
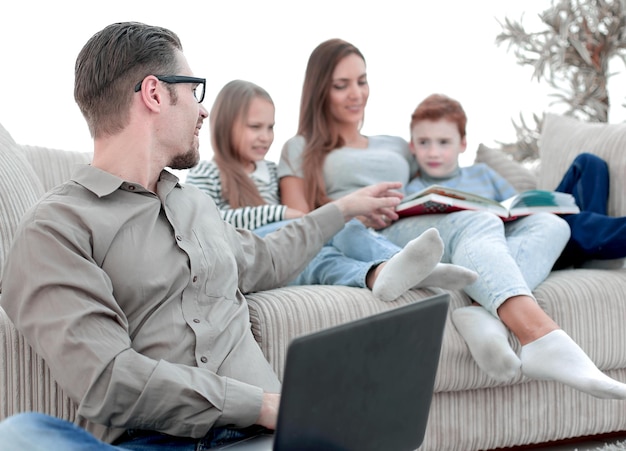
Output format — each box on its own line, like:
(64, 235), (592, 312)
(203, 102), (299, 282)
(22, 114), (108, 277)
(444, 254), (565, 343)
(115, 425), (268, 450)
(0, 412), (268, 451)
(554, 153), (626, 268)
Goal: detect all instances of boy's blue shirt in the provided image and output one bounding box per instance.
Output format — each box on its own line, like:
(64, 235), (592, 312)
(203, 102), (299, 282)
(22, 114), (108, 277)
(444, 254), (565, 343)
(405, 163), (518, 202)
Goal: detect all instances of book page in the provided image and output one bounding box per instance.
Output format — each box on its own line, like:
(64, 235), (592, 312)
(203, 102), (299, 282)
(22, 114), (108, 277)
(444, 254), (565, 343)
(501, 190), (578, 210)
(501, 190), (580, 216)
(401, 185), (503, 209)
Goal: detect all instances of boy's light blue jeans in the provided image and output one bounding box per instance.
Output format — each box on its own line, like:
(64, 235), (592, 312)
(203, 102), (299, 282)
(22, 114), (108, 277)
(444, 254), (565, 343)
(255, 218), (400, 288)
(379, 210), (570, 317)
(0, 412), (264, 450)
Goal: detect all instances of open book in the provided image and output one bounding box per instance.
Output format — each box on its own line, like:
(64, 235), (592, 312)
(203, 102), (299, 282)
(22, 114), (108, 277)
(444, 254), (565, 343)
(396, 185), (580, 220)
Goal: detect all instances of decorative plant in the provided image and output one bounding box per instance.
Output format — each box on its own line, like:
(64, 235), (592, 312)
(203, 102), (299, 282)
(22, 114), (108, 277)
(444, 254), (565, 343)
(496, 0), (626, 162)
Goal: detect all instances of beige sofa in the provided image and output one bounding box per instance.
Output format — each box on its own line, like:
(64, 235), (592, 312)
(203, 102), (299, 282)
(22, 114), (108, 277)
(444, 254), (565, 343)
(1, 114), (626, 451)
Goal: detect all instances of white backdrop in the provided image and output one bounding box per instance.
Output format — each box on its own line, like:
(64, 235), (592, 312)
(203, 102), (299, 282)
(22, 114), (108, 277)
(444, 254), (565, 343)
(3, 1), (625, 168)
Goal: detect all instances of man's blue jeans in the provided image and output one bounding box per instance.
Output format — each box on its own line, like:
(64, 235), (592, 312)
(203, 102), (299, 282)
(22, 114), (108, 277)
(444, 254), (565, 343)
(0, 412), (265, 450)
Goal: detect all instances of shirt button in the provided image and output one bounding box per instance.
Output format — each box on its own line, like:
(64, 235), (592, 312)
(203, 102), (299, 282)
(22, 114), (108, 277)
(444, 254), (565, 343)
(192, 275), (198, 283)
(176, 235), (182, 241)
(200, 356), (208, 363)
(193, 318), (200, 323)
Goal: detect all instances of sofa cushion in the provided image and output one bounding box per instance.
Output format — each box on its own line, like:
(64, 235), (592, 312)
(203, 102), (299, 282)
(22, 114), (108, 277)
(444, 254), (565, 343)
(22, 145), (92, 192)
(246, 268), (626, 393)
(538, 113), (626, 217)
(0, 124), (45, 283)
(474, 143), (538, 192)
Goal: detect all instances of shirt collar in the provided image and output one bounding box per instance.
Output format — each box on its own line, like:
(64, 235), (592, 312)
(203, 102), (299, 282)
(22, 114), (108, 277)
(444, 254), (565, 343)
(71, 164), (181, 197)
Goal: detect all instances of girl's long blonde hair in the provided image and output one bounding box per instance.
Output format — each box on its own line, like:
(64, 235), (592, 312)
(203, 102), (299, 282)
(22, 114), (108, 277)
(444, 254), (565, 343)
(211, 79), (274, 208)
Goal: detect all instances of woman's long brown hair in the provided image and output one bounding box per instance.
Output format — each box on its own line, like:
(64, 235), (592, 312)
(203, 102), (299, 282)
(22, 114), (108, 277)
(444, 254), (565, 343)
(211, 79), (274, 208)
(295, 39), (366, 209)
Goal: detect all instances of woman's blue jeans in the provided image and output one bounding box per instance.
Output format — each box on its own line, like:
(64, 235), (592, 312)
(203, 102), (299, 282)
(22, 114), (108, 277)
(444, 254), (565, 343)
(255, 218), (400, 288)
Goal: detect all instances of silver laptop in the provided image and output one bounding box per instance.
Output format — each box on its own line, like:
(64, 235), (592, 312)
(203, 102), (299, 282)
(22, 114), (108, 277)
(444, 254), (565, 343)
(217, 293), (449, 451)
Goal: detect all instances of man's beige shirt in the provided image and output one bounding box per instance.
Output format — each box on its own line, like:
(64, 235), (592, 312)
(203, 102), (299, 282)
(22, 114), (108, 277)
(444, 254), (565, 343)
(0, 165), (344, 443)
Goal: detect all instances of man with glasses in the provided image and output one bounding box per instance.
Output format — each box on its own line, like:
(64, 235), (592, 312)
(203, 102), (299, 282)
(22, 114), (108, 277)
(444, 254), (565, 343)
(0, 21), (404, 450)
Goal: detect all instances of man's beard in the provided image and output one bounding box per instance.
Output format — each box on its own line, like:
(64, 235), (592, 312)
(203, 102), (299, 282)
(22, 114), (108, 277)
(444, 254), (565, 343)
(169, 147), (199, 170)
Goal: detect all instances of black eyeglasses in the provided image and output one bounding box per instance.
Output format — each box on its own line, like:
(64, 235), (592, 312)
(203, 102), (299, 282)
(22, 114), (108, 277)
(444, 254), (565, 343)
(134, 75), (206, 103)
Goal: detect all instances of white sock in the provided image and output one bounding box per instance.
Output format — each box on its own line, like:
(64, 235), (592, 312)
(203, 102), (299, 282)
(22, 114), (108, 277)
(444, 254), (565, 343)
(414, 263), (478, 289)
(451, 306), (521, 382)
(521, 329), (626, 399)
(372, 228), (443, 302)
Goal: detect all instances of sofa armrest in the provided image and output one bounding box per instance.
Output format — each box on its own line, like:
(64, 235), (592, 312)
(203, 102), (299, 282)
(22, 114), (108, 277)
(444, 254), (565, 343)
(0, 304), (77, 422)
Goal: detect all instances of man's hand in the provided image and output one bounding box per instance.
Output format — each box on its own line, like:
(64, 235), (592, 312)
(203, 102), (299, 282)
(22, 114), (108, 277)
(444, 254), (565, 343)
(332, 182), (403, 227)
(256, 392), (280, 430)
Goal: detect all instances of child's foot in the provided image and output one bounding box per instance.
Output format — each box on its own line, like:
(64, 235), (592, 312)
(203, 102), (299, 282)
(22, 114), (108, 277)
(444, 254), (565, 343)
(414, 263), (478, 289)
(521, 329), (626, 399)
(452, 306), (521, 382)
(372, 228), (443, 302)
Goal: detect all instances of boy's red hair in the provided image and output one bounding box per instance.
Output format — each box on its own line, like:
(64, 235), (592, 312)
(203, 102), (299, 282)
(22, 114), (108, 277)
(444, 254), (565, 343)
(410, 94), (467, 139)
